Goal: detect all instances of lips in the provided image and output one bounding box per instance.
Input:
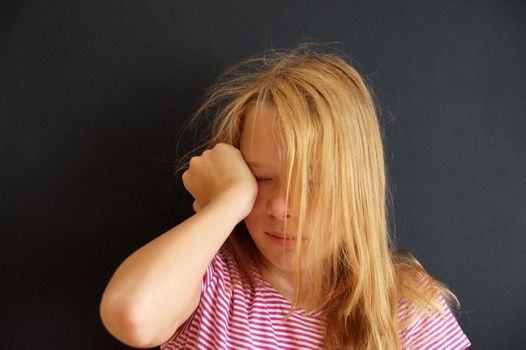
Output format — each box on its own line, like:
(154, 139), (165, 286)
(266, 231), (307, 241)
(266, 231), (296, 240)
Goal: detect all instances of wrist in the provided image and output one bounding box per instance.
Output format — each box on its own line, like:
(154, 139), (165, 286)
(208, 188), (255, 224)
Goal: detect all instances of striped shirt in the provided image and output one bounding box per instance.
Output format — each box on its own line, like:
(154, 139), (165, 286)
(161, 246), (471, 349)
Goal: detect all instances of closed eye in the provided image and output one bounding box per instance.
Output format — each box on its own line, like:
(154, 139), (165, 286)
(256, 178), (272, 182)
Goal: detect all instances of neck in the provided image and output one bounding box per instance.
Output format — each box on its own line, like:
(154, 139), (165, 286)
(259, 260), (314, 307)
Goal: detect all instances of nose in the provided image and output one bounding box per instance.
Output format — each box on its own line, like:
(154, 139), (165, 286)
(265, 181), (290, 220)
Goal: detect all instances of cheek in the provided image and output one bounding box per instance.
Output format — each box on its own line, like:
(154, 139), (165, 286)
(244, 191), (267, 232)
(251, 185), (269, 212)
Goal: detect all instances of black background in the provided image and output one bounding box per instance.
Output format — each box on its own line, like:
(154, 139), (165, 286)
(2, 1), (525, 349)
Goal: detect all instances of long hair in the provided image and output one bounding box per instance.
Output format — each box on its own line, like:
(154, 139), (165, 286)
(174, 40), (462, 349)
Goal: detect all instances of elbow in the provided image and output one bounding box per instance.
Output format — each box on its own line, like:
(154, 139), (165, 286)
(99, 293), (173, 348)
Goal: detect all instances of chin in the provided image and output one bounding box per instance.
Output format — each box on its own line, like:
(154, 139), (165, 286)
(263, 248), (297, 271)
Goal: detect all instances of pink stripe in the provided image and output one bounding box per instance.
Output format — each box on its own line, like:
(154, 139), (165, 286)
(162, 247), (471, 350)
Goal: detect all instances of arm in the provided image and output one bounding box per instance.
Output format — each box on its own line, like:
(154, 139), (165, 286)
(99, 143), (257, 348)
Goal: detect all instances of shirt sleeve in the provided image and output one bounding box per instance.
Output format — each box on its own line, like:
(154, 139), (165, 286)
(400, 292), (471, 350)
(160, 249), (229, 349)
(200, 248), (223, 293)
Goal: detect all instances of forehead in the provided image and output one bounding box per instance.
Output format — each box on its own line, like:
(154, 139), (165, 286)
(239, 104), (284, 168)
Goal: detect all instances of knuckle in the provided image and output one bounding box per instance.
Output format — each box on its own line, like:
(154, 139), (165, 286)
(181, 170), (190, 185)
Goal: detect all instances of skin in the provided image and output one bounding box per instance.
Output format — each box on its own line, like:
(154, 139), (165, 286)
(184, 102), (317, 303)
(239, 104), (307, 302)
(100, 142), (258, 347)
(99, 104), (320, 347)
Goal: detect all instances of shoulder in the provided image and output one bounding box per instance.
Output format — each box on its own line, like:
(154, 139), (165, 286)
(160, 245), (249, 348)
(200, 244), (247, 294)
(397, 288), (471, 349)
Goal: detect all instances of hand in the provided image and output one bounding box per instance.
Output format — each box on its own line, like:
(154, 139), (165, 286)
(181, 143), (258, 222)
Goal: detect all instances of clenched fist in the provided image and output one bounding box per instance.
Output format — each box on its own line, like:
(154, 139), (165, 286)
(181, 143), (258, 223)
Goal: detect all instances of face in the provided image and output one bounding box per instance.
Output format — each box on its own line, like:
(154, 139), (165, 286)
(239, 104), (307, 274)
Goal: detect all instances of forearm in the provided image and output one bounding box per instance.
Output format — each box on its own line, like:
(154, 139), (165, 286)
(100, 194), (242, 347)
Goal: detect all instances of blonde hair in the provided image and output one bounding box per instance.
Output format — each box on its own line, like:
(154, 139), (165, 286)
(174, 40), (463, 349)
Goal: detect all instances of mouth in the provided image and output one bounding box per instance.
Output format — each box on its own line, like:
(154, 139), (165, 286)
(265, 231), (298, 248)
(266, 231), (295, 239)
(265, 231), (306, 249)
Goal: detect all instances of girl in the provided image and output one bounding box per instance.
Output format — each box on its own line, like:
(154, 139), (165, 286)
(100, 42), (471, 349)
